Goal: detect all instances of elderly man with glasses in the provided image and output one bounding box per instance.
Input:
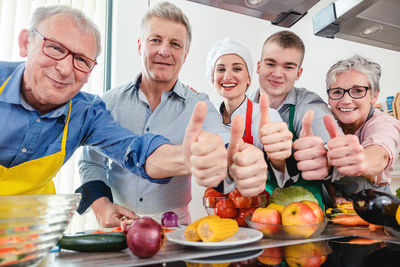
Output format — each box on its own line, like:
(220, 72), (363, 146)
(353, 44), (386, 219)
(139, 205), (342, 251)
(321, 55), (400, 206)
(0, 5), (232, 197)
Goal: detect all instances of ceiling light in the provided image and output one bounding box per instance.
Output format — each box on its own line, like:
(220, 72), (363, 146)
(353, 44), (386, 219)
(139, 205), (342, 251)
(245, 0), (267, 7)
(360, 25), (383, 36)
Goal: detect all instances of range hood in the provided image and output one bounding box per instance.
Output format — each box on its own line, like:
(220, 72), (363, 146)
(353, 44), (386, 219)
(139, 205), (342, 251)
(313, 0), (400, 52)
(187, 0), (320, 27)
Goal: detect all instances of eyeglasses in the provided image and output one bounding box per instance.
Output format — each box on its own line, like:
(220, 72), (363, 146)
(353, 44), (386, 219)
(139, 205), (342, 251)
(31, 29), (97, 73)
(327, 86), (370, 100)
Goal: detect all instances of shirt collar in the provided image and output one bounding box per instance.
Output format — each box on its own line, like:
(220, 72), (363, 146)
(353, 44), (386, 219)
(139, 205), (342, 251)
(0, 62), (68, 119)
(219, 97), (248, 125)
(134, 73), (187, 100)
(276, 87), (297, 111)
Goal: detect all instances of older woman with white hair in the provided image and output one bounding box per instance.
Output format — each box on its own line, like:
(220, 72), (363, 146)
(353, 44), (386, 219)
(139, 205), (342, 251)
(323, 55), (400, 205)
(205, 37), (293, 182)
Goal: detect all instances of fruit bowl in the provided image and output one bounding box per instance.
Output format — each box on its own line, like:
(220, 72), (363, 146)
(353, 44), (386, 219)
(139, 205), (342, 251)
(202, 192), (268, 227)
(245, 216), (328, 239)
(0, 194), (81, 266)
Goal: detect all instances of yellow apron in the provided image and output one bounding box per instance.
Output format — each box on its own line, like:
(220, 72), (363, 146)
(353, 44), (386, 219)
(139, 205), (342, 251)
(0, 76), (71, 195)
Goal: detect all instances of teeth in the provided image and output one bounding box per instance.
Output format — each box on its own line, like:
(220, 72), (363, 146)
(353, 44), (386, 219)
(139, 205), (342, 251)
(222, 83), (236, 88)
(339, 108), (355, 112)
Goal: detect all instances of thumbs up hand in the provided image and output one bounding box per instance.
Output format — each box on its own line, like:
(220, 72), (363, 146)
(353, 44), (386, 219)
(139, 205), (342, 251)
(258, 94), (293, 172)
(183, 101), (228, 188)
(323, 114), (366, 176)
(293, 110), (329, 180)
(228, 115), (268, 197)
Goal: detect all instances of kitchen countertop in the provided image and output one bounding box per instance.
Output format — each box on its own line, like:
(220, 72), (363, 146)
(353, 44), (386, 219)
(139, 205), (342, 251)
(42, 224), (400, 267)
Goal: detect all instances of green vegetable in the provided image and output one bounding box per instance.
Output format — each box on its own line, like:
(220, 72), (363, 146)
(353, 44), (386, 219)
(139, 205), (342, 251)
(396, 187), (400, 199)
(57, 232), (127, 252)
(269, 186), (318, 206)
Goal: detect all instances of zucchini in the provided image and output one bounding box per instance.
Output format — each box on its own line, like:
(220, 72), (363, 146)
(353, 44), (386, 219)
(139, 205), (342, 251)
(57, 232), (127, 252)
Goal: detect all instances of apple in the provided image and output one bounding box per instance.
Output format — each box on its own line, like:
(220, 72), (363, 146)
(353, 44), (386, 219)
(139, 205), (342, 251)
(251, 207), (281, 236)
(281, 202), (318, 238)
(284, 242), (329, 267)
(266, 203), (285, 215)
(302, 200), (324, 223)
(257, 247), (284, 265)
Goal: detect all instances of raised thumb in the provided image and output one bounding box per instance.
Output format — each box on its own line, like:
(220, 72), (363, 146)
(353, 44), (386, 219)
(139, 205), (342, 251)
(323, 114), (342, 139)
(300, 110), (314, 137)
(227, 115), (245, 165)
(184, 101), (207, 144)
(259, 93), (270, 130)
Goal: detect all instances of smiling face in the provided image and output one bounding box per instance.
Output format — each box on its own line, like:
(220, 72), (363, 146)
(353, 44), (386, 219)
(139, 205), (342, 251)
(213, 54), (250, 103)
(138, 17), (189, 88)
(257, 43), (303, 108)
(328, 70), (378, 133)
(19, 14), (97, 114)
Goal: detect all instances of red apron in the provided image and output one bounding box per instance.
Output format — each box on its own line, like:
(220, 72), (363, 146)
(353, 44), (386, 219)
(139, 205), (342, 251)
(242, 98), (254, 145)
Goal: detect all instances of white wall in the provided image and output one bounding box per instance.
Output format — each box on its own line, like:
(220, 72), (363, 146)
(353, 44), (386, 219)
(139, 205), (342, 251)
(112, 0), (400, 221)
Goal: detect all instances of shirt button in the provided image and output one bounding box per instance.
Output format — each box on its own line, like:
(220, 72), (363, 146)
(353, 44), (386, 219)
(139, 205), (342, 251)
(136, 163), (140, 167)
(21, 148), (27, 153)
(36, 118), (41, 123)
(139, 197), (143, 202)
(146, 127), (150, 132)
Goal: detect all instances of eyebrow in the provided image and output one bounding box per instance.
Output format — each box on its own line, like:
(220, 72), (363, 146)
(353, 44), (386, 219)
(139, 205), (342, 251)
(216, 62), (245, 67)
(264, 58), (298, 67)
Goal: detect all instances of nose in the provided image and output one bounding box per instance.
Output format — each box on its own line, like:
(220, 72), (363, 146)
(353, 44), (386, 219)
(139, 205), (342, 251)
(341, 91), (353, 103)
(271, 66), (283, 77)
(158, 42), (171, 57)
(55, 54), (74, 76)
(223, 69), (233, 80)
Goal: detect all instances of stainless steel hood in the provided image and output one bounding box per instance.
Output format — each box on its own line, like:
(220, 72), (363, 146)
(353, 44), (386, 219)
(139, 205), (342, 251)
(313, 0), (400, 52)
(187, 0), (320, 27)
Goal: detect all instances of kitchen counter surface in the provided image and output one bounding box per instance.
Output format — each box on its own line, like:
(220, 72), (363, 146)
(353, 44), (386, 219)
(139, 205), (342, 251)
(45, 224), (400, 267)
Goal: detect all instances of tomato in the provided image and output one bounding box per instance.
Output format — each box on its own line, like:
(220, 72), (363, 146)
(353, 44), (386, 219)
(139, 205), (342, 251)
(204, 188), (225, 208)
(228, 188), (252, 208)
(252, 189), (270, 207)
(235, 207), (255, 227)
(213, 199), (237, 218)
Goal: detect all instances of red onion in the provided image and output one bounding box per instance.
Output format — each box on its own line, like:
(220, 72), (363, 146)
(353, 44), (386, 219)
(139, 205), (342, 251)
(161, 211), (178, 227)
(126, 217), (163, 258)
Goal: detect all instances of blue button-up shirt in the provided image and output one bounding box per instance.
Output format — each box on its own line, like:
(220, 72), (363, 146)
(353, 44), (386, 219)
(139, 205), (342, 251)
(77, 75), (230, 215)
(0, 61), (170, 181)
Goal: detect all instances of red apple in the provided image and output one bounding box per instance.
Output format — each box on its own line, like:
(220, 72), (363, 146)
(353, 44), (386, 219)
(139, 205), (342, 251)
(281, 202), (318, 238)
(257, 247), (284, 265)
(302, 200), (324, 223)
(284, 242), (329, 267)
(251, 207), (281, 236)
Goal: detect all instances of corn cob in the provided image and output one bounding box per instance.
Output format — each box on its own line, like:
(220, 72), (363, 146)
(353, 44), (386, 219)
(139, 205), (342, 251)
(184, 215), (219, 241)
(197, 218), (238, 242)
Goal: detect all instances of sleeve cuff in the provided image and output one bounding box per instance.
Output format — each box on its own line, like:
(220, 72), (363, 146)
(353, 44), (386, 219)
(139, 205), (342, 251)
(75, 180), (113, 214)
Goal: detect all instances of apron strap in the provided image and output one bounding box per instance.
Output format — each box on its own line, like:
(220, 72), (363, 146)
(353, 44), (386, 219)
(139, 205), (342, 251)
(0, 76), (11, 94)
(61, 101), (72, 151)
(242, 98), (254, 144)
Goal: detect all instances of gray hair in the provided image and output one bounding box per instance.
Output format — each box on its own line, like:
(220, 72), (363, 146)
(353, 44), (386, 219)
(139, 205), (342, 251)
(326, 55), (381, 96)
(140, 1), (192, 51)
(30, 5), (101, 58)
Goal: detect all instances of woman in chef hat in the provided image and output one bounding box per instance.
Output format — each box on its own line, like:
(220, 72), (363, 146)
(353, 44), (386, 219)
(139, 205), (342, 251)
(205, 37), (292, 178)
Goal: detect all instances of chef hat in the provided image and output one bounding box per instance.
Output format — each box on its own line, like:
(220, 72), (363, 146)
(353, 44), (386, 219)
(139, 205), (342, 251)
(205, 37), (253, 89)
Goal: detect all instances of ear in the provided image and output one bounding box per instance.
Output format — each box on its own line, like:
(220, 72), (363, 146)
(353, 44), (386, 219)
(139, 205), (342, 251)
(256, 61), (261, 74)
(370, 89), (379, 105)
(183, 49), (189, 64)
(137, 38), (142, 56)
(295, 66), (303, 81)
(18, 29), (30, 58)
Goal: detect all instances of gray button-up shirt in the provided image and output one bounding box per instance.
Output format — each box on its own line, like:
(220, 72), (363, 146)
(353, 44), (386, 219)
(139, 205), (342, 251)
(79, 75), (229, 216)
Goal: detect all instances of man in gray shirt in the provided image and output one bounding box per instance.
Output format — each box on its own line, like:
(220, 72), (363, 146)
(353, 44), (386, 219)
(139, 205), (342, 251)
(77, 2), (268, 226)
(250, 31), (337, 207)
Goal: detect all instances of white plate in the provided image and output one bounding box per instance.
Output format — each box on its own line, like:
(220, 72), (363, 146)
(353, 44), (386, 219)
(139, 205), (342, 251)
(187, 249), (263, 263)
(166, 227), (263, 249)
